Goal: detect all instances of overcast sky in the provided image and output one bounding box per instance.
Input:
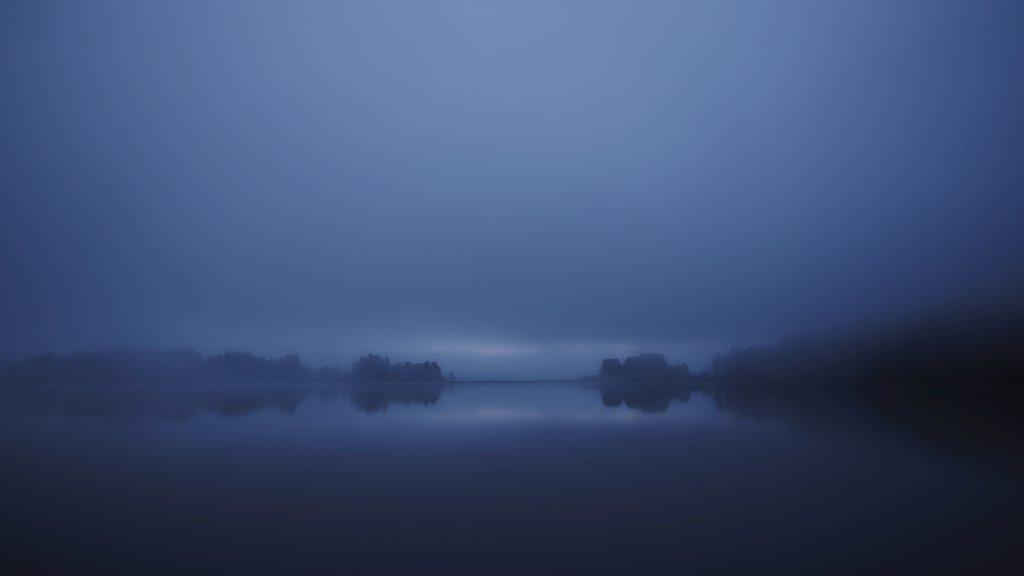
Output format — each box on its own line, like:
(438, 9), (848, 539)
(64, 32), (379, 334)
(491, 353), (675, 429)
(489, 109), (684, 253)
(2, 1), (1023, 377)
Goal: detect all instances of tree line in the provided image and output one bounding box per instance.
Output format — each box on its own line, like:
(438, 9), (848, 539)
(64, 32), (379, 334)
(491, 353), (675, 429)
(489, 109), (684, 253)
(0, 350), (446, 384)
(597, 306), (1024, 387)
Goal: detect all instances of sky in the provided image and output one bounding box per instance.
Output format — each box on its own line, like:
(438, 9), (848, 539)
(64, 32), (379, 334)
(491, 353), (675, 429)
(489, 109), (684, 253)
(2, 1), (1023, 377)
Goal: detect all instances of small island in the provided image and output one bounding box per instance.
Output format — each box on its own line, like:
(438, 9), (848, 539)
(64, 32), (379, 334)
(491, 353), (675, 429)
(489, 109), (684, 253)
(596, 353), (694, 383)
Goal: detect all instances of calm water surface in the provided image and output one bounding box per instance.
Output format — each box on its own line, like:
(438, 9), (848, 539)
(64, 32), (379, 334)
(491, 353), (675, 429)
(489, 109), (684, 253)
(1, 383), (1021, 575)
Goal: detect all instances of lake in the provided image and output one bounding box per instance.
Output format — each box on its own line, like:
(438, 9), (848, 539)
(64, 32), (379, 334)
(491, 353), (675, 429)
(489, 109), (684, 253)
(1, 382), (1021, 575)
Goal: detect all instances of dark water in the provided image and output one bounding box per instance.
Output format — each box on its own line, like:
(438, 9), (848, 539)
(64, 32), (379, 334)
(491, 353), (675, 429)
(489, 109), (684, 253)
(1, 382), (1022, 575)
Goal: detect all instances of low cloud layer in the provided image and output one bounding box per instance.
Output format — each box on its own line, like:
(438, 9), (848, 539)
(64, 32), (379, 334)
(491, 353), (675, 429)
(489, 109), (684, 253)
(2, 1), (1023, 376)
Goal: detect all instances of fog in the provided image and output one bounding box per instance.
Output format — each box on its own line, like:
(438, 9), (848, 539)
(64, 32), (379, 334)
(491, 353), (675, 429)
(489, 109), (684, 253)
(2, 1), (1023, 377)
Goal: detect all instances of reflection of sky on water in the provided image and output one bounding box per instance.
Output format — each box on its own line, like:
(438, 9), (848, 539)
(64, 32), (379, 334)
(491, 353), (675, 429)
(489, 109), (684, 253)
(0, 383), (742, 427)
(1, 382), (1021, 575)
(335, 384), (719, 425)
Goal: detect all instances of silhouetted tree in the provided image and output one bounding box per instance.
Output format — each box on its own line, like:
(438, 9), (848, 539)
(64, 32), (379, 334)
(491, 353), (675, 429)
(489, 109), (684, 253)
(316, 365), (345, 383)
(349, 355), (446, 383)
(350, 354), (392, 382)
(599, 353), (694, 382)
(600, 358), (623, 379)
(0, 349), (313, 384)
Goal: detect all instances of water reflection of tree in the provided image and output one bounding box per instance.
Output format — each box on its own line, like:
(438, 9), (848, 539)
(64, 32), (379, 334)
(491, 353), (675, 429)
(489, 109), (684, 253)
(594, 382), (1024, 465)
(0, 384), (316, 420)
(348, 384), (445, 413)
(597, 384), (701, 413)
(0, 383), (447, 420)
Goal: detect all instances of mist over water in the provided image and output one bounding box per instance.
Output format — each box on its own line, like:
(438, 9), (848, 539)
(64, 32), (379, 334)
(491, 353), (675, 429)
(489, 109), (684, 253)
(3, 2), (1024, 574)
(3, 1), (1024, 375)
